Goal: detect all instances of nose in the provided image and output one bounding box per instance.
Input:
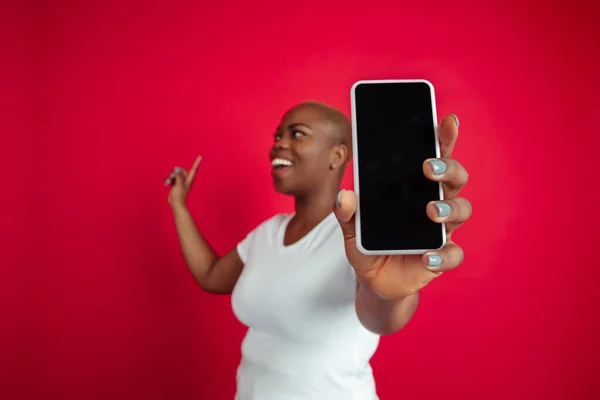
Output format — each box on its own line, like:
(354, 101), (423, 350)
(274, 137), (290, 150)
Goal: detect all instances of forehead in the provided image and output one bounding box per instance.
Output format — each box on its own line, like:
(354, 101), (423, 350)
(280, 104), (329, 128)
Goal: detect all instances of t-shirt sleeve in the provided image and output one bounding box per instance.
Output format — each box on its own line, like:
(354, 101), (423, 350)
(236, 215), (281, 264)
(236, 227), (257, 264)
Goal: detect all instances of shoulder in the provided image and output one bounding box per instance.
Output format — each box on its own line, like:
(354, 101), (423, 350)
(236, 213), (290, 263)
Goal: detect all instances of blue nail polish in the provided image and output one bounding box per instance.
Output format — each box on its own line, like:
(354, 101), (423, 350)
(450, 114), (459, 128)
(336, 189), (345, 210)
(434, 201), (451, 217)
(429, 160), (447, 175)
(428, 254), (442, 267)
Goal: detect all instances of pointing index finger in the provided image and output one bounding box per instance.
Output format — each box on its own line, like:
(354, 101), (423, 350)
(187, 155), (202, 184)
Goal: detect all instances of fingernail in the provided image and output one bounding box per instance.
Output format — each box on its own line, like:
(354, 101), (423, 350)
(429, 160), (447, 175)
(428, 254), (442, 268)
(174, 167), (182, 173)
(450, 114), (459, 128)
(434, 201), (451, 217)
(164, 173), (175, 186)
(336, 189), (345, 210)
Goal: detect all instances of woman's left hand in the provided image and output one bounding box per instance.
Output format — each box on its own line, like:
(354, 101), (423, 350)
(334, 114), (472, 300)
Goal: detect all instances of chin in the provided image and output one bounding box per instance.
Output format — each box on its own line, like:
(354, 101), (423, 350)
(272, 180), (295, 195)
(272, 176), (305, 196)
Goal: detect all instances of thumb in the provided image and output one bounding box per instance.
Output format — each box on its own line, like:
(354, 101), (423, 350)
(333, 189), (357, 240)
(173, 167), (187, 186)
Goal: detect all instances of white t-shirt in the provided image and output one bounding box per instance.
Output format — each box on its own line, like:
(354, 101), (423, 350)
(231, 212), (381, 400)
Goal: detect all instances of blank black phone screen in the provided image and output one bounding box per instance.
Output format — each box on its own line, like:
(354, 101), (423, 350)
(353, 81), (443, 251)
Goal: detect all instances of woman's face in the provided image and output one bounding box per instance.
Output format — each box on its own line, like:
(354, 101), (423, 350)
(269, 104), (337, 196)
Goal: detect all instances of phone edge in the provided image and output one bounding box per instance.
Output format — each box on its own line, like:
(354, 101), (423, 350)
(350, 79), (446, 256)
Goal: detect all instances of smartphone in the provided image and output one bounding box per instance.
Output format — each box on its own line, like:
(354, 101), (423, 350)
(350, 79), (446, 255)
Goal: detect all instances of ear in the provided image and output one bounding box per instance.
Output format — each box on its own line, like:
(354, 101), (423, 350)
(330, 144), (348, 169)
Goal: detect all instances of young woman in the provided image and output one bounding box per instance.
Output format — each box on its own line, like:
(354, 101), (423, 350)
(166, 101), (471, 399)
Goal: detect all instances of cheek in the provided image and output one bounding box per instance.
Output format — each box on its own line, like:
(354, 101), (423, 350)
(296, 142), (329, 169)
(299, 153), (328, 173)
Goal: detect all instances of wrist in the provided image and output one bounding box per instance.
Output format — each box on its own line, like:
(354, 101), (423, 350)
(170, 201), (188, 212)
(357, 278), (386, 300)
(357, 277), (416, 302)
(355, 279), (420, 335)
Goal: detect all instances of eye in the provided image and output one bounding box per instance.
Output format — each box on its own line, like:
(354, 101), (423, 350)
(292, 130), (305, 138)
(273, 132), (282, 141)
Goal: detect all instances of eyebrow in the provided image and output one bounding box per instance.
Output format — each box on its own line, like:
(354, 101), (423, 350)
(276, 123), (313, 132)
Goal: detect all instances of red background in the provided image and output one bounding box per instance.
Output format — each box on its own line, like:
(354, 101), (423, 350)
(3, 0), (600, 399)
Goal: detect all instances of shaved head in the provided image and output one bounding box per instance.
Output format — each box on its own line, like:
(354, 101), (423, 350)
(272, 101), (353, 194)
(295, 101), (353, 161)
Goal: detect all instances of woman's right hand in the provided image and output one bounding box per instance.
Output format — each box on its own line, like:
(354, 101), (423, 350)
(167, 155), (202, 208)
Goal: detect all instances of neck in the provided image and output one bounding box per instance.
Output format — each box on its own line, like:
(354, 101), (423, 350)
(293, 183), (340, 226)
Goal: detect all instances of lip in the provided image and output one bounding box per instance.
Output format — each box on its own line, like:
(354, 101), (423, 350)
(271, 166), (293, 181)
(270, 158), (294, 178)
(270, 152), (295, 167)
(270, 154), (294, 161)
(269, 151), (295, 180)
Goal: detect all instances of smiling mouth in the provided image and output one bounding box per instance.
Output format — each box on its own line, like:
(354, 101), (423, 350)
(271, 158), (294, 169)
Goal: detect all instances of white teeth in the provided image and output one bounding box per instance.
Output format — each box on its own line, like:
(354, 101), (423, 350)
(272, 158), (294, 167)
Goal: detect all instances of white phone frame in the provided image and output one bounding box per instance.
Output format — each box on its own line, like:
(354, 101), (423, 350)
(350, 79), (446, 255)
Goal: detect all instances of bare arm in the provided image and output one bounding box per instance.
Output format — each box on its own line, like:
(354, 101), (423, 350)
(171, 203), (244, 294)
(355, 278), (420, 335)
(167, 156), (243, 295)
